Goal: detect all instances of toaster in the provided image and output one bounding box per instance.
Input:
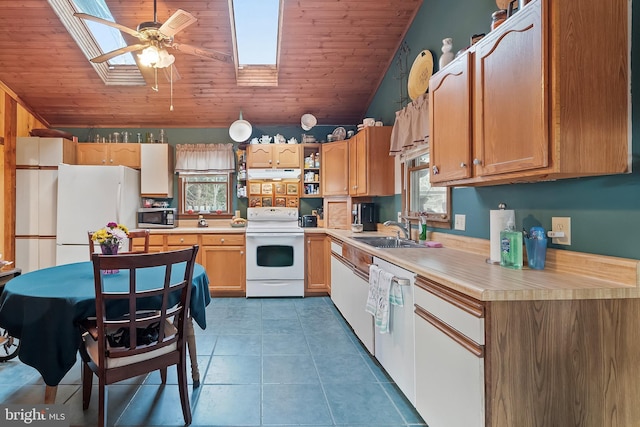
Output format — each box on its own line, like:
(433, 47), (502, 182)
(301, 215), (318, 227)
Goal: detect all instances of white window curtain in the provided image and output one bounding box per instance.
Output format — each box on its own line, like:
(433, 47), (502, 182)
(389, 92), (429, 157)
(175, 143), (235, 174)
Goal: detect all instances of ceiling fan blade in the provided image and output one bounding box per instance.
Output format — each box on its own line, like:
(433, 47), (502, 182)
(163, 64), (181, 83)
(171, 43), (233, 63)
(90, 43), (148, 63)
(159, 9), (197, 37)
(73, 12), (141, 38)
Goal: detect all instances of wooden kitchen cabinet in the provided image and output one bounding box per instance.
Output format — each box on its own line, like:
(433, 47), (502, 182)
(304, 233), (329, 295)
(429, 0), (629, 187)
(321, 141), (349, 196)
(429, 53), (473, 184)
(348, 126), (394, 196)
(77, 143), (141, 169)
(141, 144), (174, 197)
(246, 144), (300, 168)
(200, 234), (245, 296)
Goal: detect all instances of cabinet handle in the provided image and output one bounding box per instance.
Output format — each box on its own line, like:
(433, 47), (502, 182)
(473, 158), (481, 165)
(432, 165), (439, 175)
(269, 159), (272, 164)
(110, 159), (113, 163)
(460, 162), (467, 168)
(343, 187), (347, 191)
(220, 238), (225, 243)
(276, 160), (280, 164)
(240, 251), (244, 255)
(180, 238), (184, 243)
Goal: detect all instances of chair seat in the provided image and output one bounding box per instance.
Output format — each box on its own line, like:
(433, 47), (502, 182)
(84, 320), (177, 369)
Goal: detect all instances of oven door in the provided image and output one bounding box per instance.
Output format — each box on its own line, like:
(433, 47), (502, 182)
(245, 232), (304, 281)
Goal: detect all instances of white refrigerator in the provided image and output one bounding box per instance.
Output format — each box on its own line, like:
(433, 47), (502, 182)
(56, 164), (140, 265)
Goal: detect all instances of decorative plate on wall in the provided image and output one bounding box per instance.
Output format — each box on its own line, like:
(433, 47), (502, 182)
(407, 50), (434, 101)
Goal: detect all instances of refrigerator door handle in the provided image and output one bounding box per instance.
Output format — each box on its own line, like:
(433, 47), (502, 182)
(116, 182), (122, 224)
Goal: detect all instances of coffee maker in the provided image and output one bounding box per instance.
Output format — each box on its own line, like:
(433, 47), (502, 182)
(352, 202), (377, 231)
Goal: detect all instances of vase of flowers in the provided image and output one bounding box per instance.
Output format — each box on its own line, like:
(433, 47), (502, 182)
(91, 222), (129, 274)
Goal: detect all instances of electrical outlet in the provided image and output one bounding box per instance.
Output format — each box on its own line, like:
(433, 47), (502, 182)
(551, 217), (571, 245)
(454, 214), (466, 231)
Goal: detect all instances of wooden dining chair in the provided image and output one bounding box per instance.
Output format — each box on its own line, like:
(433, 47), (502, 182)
(86, 228), (202, 387)
(79, 245), (199, 427)
(87, 229), (151, 259)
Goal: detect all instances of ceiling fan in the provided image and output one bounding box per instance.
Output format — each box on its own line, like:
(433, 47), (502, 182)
(74, 0), (232, 69)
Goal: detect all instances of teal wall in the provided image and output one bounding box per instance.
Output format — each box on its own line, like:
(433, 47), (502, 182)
(366, 0), (640, 260)
(63, 0), (639, 259)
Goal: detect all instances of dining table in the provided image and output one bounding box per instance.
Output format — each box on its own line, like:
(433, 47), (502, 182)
(0, 261), (211, 403)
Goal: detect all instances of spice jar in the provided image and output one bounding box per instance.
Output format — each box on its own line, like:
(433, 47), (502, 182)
(491, 10), (507, 30)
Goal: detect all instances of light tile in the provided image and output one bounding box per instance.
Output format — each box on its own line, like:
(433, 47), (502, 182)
(262, 333), (309, 355)
(204, 355), (261, 384)
(324, 382), (405, 425)
(263, 355), (319, 384)
(192, 384), (261, 426)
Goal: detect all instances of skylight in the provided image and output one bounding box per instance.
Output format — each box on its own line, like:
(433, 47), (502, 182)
(72, 0), (135, 66)
(48, 0), (145, 86)
(231, 0), (280, 65)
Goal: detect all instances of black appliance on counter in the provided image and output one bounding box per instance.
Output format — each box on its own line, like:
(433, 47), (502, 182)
(352, 202), (377, 231)
(301, 215), (318, 228)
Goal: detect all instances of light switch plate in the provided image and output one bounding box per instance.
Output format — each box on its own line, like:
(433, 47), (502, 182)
(454, 214), (466, 231)
(551, 217), (571, 245)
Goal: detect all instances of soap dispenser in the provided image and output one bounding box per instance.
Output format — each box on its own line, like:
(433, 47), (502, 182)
(500, 219), (523, 269)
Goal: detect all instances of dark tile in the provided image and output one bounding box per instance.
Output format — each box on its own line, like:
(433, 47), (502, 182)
(262, 333), (309, 355)
(115, 384), (195, 426)
(306, 331), (359, 355)
(324, 382), (405, 425)
(314, 353), (378, 383)
(191, 384), (261, 426)
(262, 318), (303, 334)
(204, 355), (261, 384)
(381, 382), (426, 425)
(263, 355), (320, 384)
(213, 334), (262, 356)
(262, 383), (332, 425)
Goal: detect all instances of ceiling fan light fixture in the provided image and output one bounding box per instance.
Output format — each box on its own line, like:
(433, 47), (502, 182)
(138, 45), (160, 67)
(155, 49), (175, 68)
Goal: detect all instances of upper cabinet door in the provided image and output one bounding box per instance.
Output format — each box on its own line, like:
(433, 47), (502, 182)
(321, 141), (349, 196)
(246, 145), (273, 168)
(429, 53), (473, 184)
(473, 3), (548, 177)
(474, 3), (549, 176)
(273, 145), (300, 168)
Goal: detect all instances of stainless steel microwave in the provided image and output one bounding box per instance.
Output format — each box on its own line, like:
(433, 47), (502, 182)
(137, 208), (177, 228)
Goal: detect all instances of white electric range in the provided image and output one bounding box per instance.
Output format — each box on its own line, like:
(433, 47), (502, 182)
(245, 207), (304, 297)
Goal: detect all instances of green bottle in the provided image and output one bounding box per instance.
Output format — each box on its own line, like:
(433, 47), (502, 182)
(419, 217), (427, 243)
(500, 220), (523, 269)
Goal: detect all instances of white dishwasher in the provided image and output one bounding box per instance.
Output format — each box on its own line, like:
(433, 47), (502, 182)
(373, 257), (416, 405)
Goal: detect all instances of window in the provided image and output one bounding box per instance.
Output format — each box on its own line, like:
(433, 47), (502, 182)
(178, 173), (232, 218)
(403, 152), (451, 228)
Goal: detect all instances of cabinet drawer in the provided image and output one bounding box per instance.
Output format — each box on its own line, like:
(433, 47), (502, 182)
(414, 276), (484, 345)
(166, 235), (198, 246)
(201, 234), (244, 246)
(148, 235), (165, 246)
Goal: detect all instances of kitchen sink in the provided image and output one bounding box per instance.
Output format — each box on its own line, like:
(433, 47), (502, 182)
(351, 236), (427, 249)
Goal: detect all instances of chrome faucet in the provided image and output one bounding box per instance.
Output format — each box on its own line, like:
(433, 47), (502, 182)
(383, 220), (410, 240)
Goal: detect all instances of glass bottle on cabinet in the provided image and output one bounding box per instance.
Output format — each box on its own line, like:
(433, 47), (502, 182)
(302, 144), (321, 197)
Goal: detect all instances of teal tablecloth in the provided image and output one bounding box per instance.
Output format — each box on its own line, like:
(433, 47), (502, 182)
(0, 262), (210, 386)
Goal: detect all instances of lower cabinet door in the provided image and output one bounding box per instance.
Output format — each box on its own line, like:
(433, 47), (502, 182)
(414, 307), (485, 427)
(202, 245), (245, 294)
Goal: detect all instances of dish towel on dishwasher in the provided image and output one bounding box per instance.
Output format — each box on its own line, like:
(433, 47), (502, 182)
(366, 264), (401, 334)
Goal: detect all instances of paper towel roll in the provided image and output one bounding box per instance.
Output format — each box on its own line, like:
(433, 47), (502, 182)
(489, 209), (515, 263)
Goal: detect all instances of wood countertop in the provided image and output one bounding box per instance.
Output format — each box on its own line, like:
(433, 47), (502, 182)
(324, 229), (640, 302)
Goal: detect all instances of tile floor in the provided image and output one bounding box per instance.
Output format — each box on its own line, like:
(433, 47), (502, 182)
(0, 297), (426, 427)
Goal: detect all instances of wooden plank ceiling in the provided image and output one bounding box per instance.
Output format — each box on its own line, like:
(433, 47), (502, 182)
(0, 0), (422, 129)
